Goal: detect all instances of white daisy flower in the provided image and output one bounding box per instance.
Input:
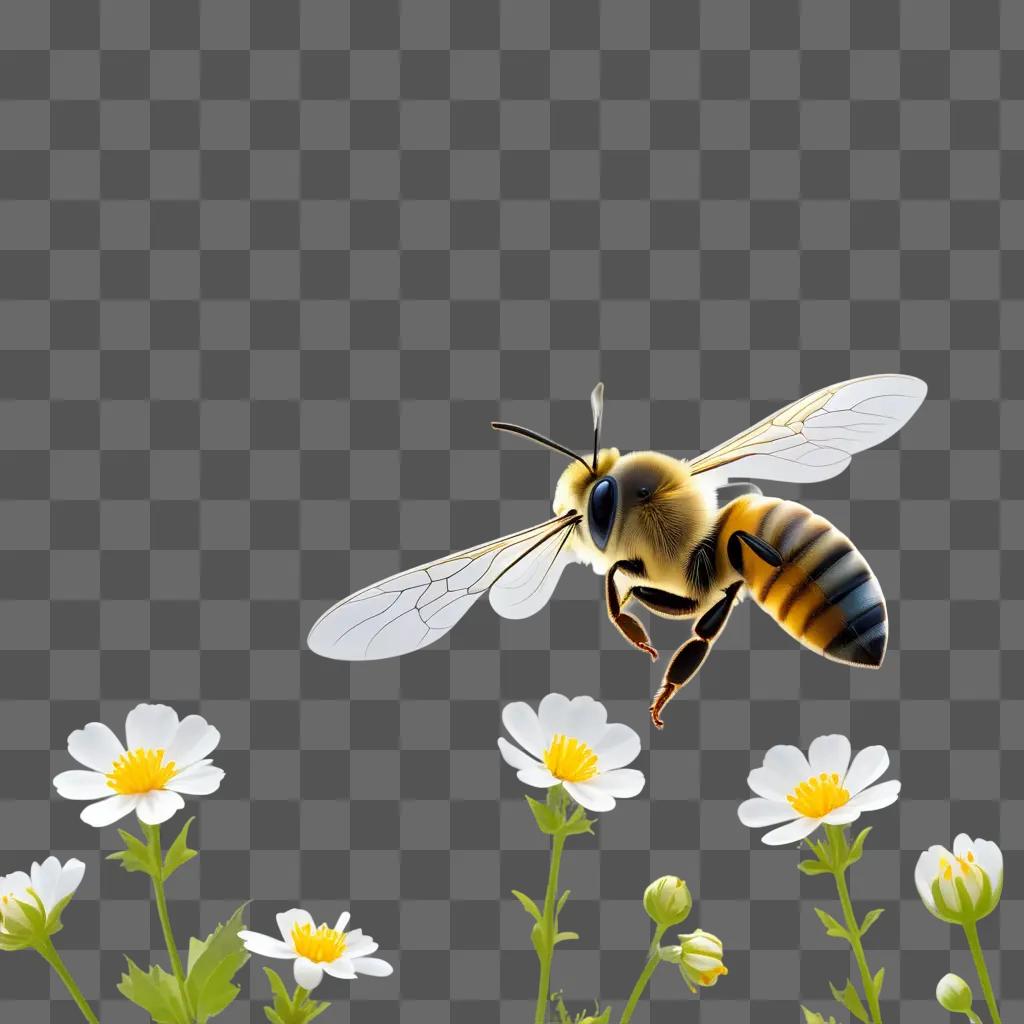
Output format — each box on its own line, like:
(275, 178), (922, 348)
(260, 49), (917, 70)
(239, 909), (393, 992)
(915, 834), (1003, 923)
(53, 703), (224, 828)
(0, 856), (85, 934)
(737, 734), (900, 846)
(497, 693), (645, 813)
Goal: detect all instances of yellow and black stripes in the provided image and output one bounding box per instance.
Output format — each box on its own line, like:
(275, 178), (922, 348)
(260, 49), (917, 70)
(713, 496), (887, 668)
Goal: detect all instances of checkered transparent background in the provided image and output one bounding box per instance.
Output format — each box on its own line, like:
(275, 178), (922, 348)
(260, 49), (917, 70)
(1, 0), (1022, 1021)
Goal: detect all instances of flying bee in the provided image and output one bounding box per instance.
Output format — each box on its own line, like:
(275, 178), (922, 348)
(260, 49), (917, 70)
(308, 375), (927, 728)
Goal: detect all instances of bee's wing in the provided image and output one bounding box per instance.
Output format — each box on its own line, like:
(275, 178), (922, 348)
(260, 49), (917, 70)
(688, 374), (927, 483)
(307, 512), (581, 661)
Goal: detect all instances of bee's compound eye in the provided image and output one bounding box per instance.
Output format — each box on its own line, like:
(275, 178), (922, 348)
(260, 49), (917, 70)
(588, 476), (617, 551)
(636, 486), (650, 499)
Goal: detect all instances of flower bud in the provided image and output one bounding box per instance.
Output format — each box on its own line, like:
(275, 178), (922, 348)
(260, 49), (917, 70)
(936, 973), (974, 1014)
(660, 929), (728, 993)
(643, 875), (692, 928)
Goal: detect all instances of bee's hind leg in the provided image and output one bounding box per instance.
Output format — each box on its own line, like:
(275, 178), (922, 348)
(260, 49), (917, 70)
(606, 560), (659, 660)
(649, 581), (744, 729)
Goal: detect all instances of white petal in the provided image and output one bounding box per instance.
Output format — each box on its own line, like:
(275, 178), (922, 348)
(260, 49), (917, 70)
(559, 695), (608, 747)
(589, 768), (645, 798)
(52, 859), (85, 905)
(293, 957), (323, 991)
(54, 770), (113, 801)
(67, 722), (125, 773)
(343, 934), (377, 958)
(842, 746), (889, 796)
(501, 702), (545, 758)
(497, 737), (540, 772)
(821, 805), (863, 825)
(746, 766), (793, 801)
(238, 931), (298, 959)
(136, 789), (185, 825)
(517, 766), (559, 790)
(30, 858), (61, 910)
(351, 956), (393, 977)
(166, 716), (220, 768)
(953, 834), (972, 860)
(323, 957), (358, 980)
(536, 692), (573, 738)
(277, 908), (314, 943)
(971, 838), (1003, 887)
(125, 704), (180, 752)
(592, 723), (641, 771)
(0, 871), (30, 898)
(762, 744), (811, 786)
(81, 793), (139, 827)
(166, 762), (224, 795)
(914, 846), (950, 909)
(841, 779), (901, 813)
(563, 780), (616, 812)
(334, 911), (351, 934)
(737, 798), (798, 827)
(808, 734), (851, 779)
(760, 816), (822, 846)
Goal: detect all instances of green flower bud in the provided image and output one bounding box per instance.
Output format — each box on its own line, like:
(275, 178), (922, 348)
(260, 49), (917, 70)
(659, 929), (728, 994)
(936, 973), (974, 1014)
(643, 875), (692, 928)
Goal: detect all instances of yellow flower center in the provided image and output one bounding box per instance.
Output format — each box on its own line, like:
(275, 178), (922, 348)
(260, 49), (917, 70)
(543, 734), (598, 783)
(291, 922), (347, 963)
(106, 748), (177, 795)
(786, 772), (850, 819)
(939, 850), (976, 881)
(701, 965), (728, 985)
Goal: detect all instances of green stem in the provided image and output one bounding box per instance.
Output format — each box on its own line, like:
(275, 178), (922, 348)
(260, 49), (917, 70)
(35, 936), (101, 1024)
(829, 840), (882, 1024)
(535, 832), (567, 1024)
(618, 924), (668, 1024)
(963, 919), (1002, 1024)
(143, 822), (193, 1019)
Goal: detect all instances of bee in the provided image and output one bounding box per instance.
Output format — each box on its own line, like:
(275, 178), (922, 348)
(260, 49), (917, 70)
(308, 375), (927, 729)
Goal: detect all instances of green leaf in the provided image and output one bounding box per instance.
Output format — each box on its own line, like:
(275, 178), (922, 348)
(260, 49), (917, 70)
(551, 991), (573, 1024)
(526, 795), (563, 835)
(859, 908), (884, 937)
(263, 967), (291, 1009)
(185, 904), (250, 1023)
(163, 817), (199, 880)
(871, 966), (885, 1000)
(530, 921), (545, 956)
(846, 827), (872, 867)
(814, 907), (850, 940)
(265, 1010), (286, 1024)
(554, 931), (579, 944)
(829, 978), (870, 1024)
(44, 891), (76, 936)
(118, 958), (191, 1024)
(557, 889), (571, 916)
(108, 828), (157, 876)
(560, 806), (595, 837)
(797, 859), (832, 876)
(511, 890), (542, 922)
(800, 1007), (837, 1024)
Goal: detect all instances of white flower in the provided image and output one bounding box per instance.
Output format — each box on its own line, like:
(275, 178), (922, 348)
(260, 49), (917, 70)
(915, 834), (1003, 923)
(737, 735), (900, 846)
(0, 857), (85, 935)
(936, 973), (975, 1014)
(659, 929), (729, 993)
(497, 693), (645, 813)
(239, 909), (393, 991)
(53, 703), (224, 828)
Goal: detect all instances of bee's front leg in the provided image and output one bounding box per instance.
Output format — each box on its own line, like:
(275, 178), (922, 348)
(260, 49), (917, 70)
(649, 580), (744, 729)
(605, 560), (658, 661)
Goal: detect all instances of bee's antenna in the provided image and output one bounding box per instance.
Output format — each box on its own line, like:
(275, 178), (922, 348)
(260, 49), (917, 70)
(491, 422), (595, 476)
(590, 382), (604, 471)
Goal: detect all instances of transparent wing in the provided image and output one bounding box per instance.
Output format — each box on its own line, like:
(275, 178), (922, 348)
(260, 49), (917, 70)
(689, 374), (927, 483)
(307, 513), (580, 661)
(488, 518), (578, 620)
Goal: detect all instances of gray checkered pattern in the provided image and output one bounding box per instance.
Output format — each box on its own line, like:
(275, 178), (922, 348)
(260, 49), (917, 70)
(0, 1), (1021, 1021)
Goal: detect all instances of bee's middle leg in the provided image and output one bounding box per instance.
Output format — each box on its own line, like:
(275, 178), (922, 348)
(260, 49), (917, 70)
(649, 581), (744, 729)
(605, 560), (659, 660)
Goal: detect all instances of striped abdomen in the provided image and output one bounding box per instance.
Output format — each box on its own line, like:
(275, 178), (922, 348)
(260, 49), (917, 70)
(714, 496), (887, 668)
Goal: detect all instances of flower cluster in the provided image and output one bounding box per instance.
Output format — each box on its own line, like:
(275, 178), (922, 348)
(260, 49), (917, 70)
(500, 694), (728, 1024)
(0, 703), (391, 1024)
